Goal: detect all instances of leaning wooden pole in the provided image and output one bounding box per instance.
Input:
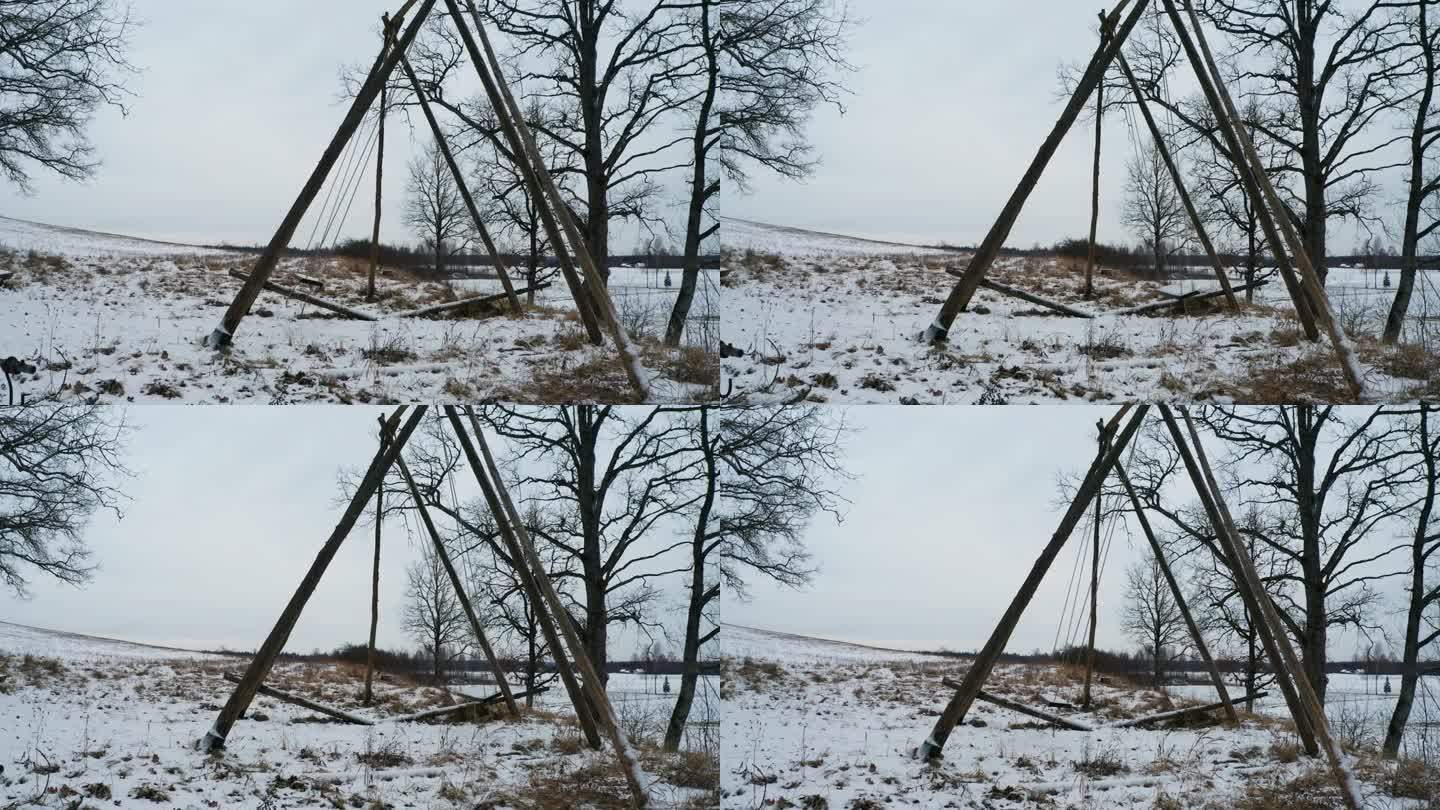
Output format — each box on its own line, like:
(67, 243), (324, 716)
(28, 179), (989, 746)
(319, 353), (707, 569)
(391, 450), (520, 717)
(1081, 425), (1105, 708)
(1169, 1), (1364, 399)
(393, 39), (522, 313)
(444, 408), (649, 807)
(1173, 407), (1363, 810)
(1113, 460), (1237, 722)
(363, 419), (387, 706)
(367, 20), (389, 304)
(1084, 25), (1105, 301)
(917, 405), (1149, 759)
(455, 408), (602, 747)
(201, 406), (427, 751)
(1154, 406), (1317, 753)
(925, 0), (1148, 342)
(1154, 3), (1317, 335)
(450, 0), (653, 402)
(436, 2), (602, 344)
(207, 1), (435, 349)
(1104, 15), (1236, 309)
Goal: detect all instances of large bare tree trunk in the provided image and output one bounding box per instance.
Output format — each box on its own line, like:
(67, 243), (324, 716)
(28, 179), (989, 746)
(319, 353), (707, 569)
(665, 407), (718, 751)
(1384, 405), (1438, 757)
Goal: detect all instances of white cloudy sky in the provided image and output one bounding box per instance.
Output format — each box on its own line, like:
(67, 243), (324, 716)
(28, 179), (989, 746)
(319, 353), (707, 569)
(724, 0), (1401, 253)
(1, 406), (698, 660)
(724, 405), (1418, 661)
(0, 1), (695, 252)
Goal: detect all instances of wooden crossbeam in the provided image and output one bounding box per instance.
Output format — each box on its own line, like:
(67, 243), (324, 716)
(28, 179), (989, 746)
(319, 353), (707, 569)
(395, 283), (551, 319)
(969, 278), (1095, 318)
(1105, 691), (1266, 729)
(228, 270), (378, 321)
(940, 678), (1095, 731)
(1113, 280), (1268, 317)
(391, 687), (549, 723)
(223, 673), (373, 726)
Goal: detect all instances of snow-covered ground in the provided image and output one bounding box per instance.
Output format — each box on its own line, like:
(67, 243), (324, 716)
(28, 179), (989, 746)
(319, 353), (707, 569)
(1, 218), (718, 404)
(1, 622), (718, 809)
(721, 220), (1440, 404)
(721, 624), (1438, 809)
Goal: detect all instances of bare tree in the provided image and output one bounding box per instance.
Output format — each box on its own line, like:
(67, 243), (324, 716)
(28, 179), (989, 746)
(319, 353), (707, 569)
(0, 402), (129, 596)
(476, 405), (698, 684)
(1189, 98), (1279, 301)
(405, 138), (473, 277)
(0, 0), (135, 190)
(1194, 406), (1417, 703)
(1122, 138), (1191, 275)
(1383, 403), (1440, 756)
(1122, 552), (1190, 687)
(1133, 0), (1417, 283)
(1383, 0), (1440, 343)
(403, 541), (469, 684)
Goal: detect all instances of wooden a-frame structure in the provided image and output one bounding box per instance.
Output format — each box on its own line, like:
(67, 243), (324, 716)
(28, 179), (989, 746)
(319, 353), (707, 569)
(198, 405), (652, 810)
(916, 404), (1365, 810)
(204, 0), (652, 402)
(922, 0), (1368, 400)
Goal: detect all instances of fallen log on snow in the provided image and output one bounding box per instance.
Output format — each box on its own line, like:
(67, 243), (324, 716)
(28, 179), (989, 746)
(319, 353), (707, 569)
(975, 278), (1096, 318)
(394, 283), (552, 319)
(1114, 280), (1269, 317)
(224, 672), (373, 725)
(1103, 691), (1265, 728)
(390, 686), (549, 723)
(942, 677), (1094, 731)
(229, 269), (377, 321)
(293, 274), (325, 290)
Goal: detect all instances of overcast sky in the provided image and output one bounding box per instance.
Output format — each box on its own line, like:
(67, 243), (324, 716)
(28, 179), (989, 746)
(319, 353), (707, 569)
(724, 406), (1416, 661)
(1, 406), (696, 660)
(0, 1), (692, 252)
(725, 0), (1398, 252)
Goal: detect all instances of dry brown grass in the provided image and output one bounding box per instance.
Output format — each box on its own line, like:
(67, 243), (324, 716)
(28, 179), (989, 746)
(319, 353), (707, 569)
(1234, 351), (1359, 403)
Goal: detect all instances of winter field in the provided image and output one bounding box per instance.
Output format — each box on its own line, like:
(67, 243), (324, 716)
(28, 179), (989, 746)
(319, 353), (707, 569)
(721, 218), (1440, 405)
(0, 621), (718, 809)
(721, 624), (1439, 809)
(0, 217), (719, 405)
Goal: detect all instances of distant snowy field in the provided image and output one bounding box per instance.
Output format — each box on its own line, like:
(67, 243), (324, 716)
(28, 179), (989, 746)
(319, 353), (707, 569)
(0, 622), (716, 808)
(0, 218), (718, 404)
(722, 220), (1439, 404)
(722, 623), (1435, 809)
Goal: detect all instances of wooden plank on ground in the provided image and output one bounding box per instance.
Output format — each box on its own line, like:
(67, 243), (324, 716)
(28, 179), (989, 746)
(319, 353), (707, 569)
(1114, 280), (1268, 317)
(391, 686), (550, 723)
(940, 678), (1094, 730)
(224, 672), (373, 725)
(395, 283), (552, 319)
(1105, 691), (1267, 729)
(229, 269), (378, 321)
(970, 278), (1095, 318)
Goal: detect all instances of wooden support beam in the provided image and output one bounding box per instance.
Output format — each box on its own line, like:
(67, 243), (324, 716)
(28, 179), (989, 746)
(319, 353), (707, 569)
(964, 277), (1095, 318)
(448, 0), (652, 402)
(442, 408), (601, 749)
(1155, 2), (1317, 337)
(364, 419), (387, 707)
(208, 1), (435, 348)
(447, 407), (648, 808)
(391, 687), (549, 723)
(940, 679), (1095, 731)
(1104, 15), (1237, 310)
(1084, 22), (1105, 301)
(228, 270), (378, 321)
(1082, 423), (1107, 709)
(1114, 460), (1237, 723)
(1153, 405), (1317, 754)
(223, 673), (373, 725)
(391, 449), (520, 718)
(925, 0), (1149, 342)
(1171, 407), (1362, 809)
(393, 39), (522, 315)
(394, 283), (551, 319)
(918, 405), (1149, 760)
(1167, 1), (1364, 399)
(201, 406), (427, 752)
(1106, 691), (1266, 729)
(366, 24), (387, 304)
(1113, 280), (1269, 317)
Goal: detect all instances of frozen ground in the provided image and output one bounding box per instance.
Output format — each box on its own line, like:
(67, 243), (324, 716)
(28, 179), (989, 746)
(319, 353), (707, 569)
(0, 622), (718, 809)
(0, 218), (718, 404)
(721, 623), (1438, 809)
(721, 220), (1440, 404)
